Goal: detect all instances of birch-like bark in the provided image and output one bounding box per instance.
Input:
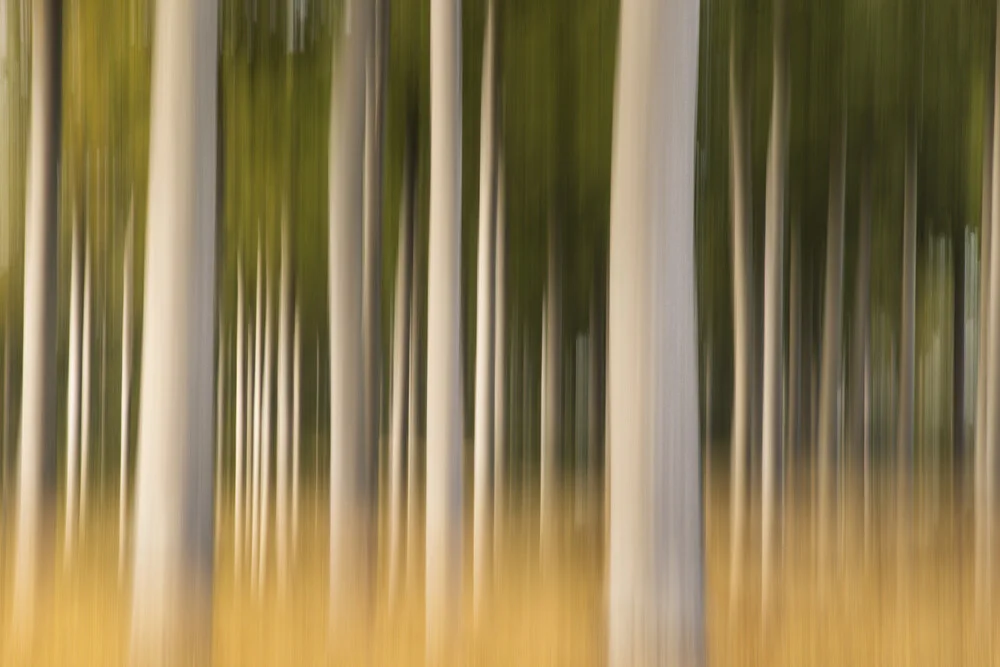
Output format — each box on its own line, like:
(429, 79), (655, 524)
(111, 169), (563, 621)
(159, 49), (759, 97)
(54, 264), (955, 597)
(760, 0), (789, 612)
(817, 122), (847, 588)
(118, 214), (133, 581)
(329, 0), (372, 622)
(388, 145), (415, 601)
(79, 225), (92, 534)
(727, 25), (751, 606)
(607, 0), (703, 660)
(251, 244), (264, 586)
(276, 218), (292, 594)
(472, 0), (497, 618)
(64, 212), (82, 567)
(12, 0), (61, 632)
(234, 256), (245, 578)
(130, 0), (217, 656)
(493, 154), (507, 557)
(426, 0), (463, 650)
(259, 262), (274, 592)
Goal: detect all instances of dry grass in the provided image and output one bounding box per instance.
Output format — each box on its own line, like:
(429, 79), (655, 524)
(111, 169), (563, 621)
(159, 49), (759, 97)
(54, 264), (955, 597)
(0, 475), (997, 665)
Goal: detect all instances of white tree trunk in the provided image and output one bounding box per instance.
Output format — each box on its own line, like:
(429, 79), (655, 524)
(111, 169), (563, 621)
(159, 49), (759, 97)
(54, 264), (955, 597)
(817, 125), (846, 588)
(388, 149), (414, 601)
(291, 299), (301, 560)
(727, 28), (751, 606)
(426, 0), (463, 650)
(12, 0), (61, 631)
(118, 213), (133, 581)
(251, 245), (264, 586)
(982, 17), (1000, 608)
(79, 225), (92, 534)
(493, 155), (507, 558)
(130, 0), (217, 657)
(328, 0), (372, 622)
(276, 218), (292, 594)
(64, 213), (82, 567)
(607, 0), (703, 661)
(472, 0), (497, 619)
(234, 256), (246, 579)
(976, 61), (994, 609)
(760, 0), (789, 612)
(259, 264), (274, 592)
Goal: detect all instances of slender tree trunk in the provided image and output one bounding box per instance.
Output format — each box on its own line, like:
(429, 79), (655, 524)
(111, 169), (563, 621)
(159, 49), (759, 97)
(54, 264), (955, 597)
(954, 222), (966, 492)
(251, 245), (264, 587)
(472, 0), (497, 619)
(234, 256), (245, 579)
(896, 135), (918, 549)
(79, 226), (92, 534)
(853, 168), (872, 550)
(130, 0), (217, 656)
(329, 0), (372, 623)
(541, 215), (562, 555)
(259, 263), (274, 592)
(817, 122), (847, 587)
(975, 58), (993, 608)
(363, 0), (387, 499)
(727, 25), (751, 606)
(215, 323), (225, 553)
(388, 145), (415, 602)
(493, 155), (507, 558)
(426, 0), (463, 649)
(292, 297), (301, 561)
(982, 15), (1000, 609)
(276, 217), (292, 594)
(607, 0), (703, 661)
(12, 0), (61, 632)
(761, 0), (789, 613)
(406, 227), (421, 592)
(118, 214), (133, 581)
(64, 212), (82, 567)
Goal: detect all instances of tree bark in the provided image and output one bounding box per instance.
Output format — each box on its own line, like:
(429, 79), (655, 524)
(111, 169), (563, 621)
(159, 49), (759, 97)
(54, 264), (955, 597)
(426, 0), (463, 650)
(329, 0), (371, 623)
(494, 154), (507, 558)
(251, 244), (264, 586)
(64, 212), (82, 567)
(79, 225), (92, 534)
(761, 0), (789, 612)
(727, 24), (751, 605)
(234, 255), (245, 579)
(130, 0), (217, 657)
(118, 214), (133, 581)
(292, 296), (301, 561)
(12, 0), (61, 632)
(473, 0), (497, 619)
(276, 216), (293, 594)
(259, 259), (274, 592)
(607, 0), (703, 661)
(406, 221), (421, 592)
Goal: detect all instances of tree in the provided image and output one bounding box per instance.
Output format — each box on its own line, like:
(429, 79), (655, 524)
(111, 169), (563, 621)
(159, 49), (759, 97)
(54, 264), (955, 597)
(259, 255), (274, 591)
(276, 216), (292, 594)
(64, 211), (82, 567)
(493, 153), (507, 558)
(79, 223), (92, 533)
(607, 0), (703, 661)
(761, 0), (789, 611)
(426, 0), (463, 651)
(12, 0), (62, 632)
(251, 243), (264, 586)
(291, 299), (301, 560)
(118, 210), (133, 580)
(130, 0), (217, 656)
(328, 0), (372, 622)
(234, 254), (246, 579)
(473, 0), (497, 618)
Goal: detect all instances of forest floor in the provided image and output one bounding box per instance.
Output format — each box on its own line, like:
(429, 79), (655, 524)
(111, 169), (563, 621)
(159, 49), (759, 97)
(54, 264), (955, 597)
(0, 472), (998, 665)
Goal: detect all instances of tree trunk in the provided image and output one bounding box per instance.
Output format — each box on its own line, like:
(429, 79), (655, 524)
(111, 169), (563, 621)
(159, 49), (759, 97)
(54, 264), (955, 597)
(64, 212), (82, 566)
(975, 58), (993, 608)
(607, 0), (703, 661)
(259, 261), (274, 592)
(12, 0), (61, 632)
(817, 122), (847, 587)
(292, 297), (301, 561)
(276, 217), (293, 594)
(388, 142), (415, 601)
(329, 0), (371, 623)
(494, 155), (507, 558)
(852, 166), (872, 533)
(953, 221), (966, 489)
(118, 214), (133, 581)
(251, 245), (264, 585)
(541, 214), (562, 555)
(130, 0), (217, 657)
(234, 255), (245, 579)
(761, 0), (789, 612)
(426, 0), (463, 650)
(473, 0), (497, 619)
(896, 136), (917, 537)
(727, 24), (751, 606)
(79, 226), (92, 534)
(406, 223), (421, 592)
